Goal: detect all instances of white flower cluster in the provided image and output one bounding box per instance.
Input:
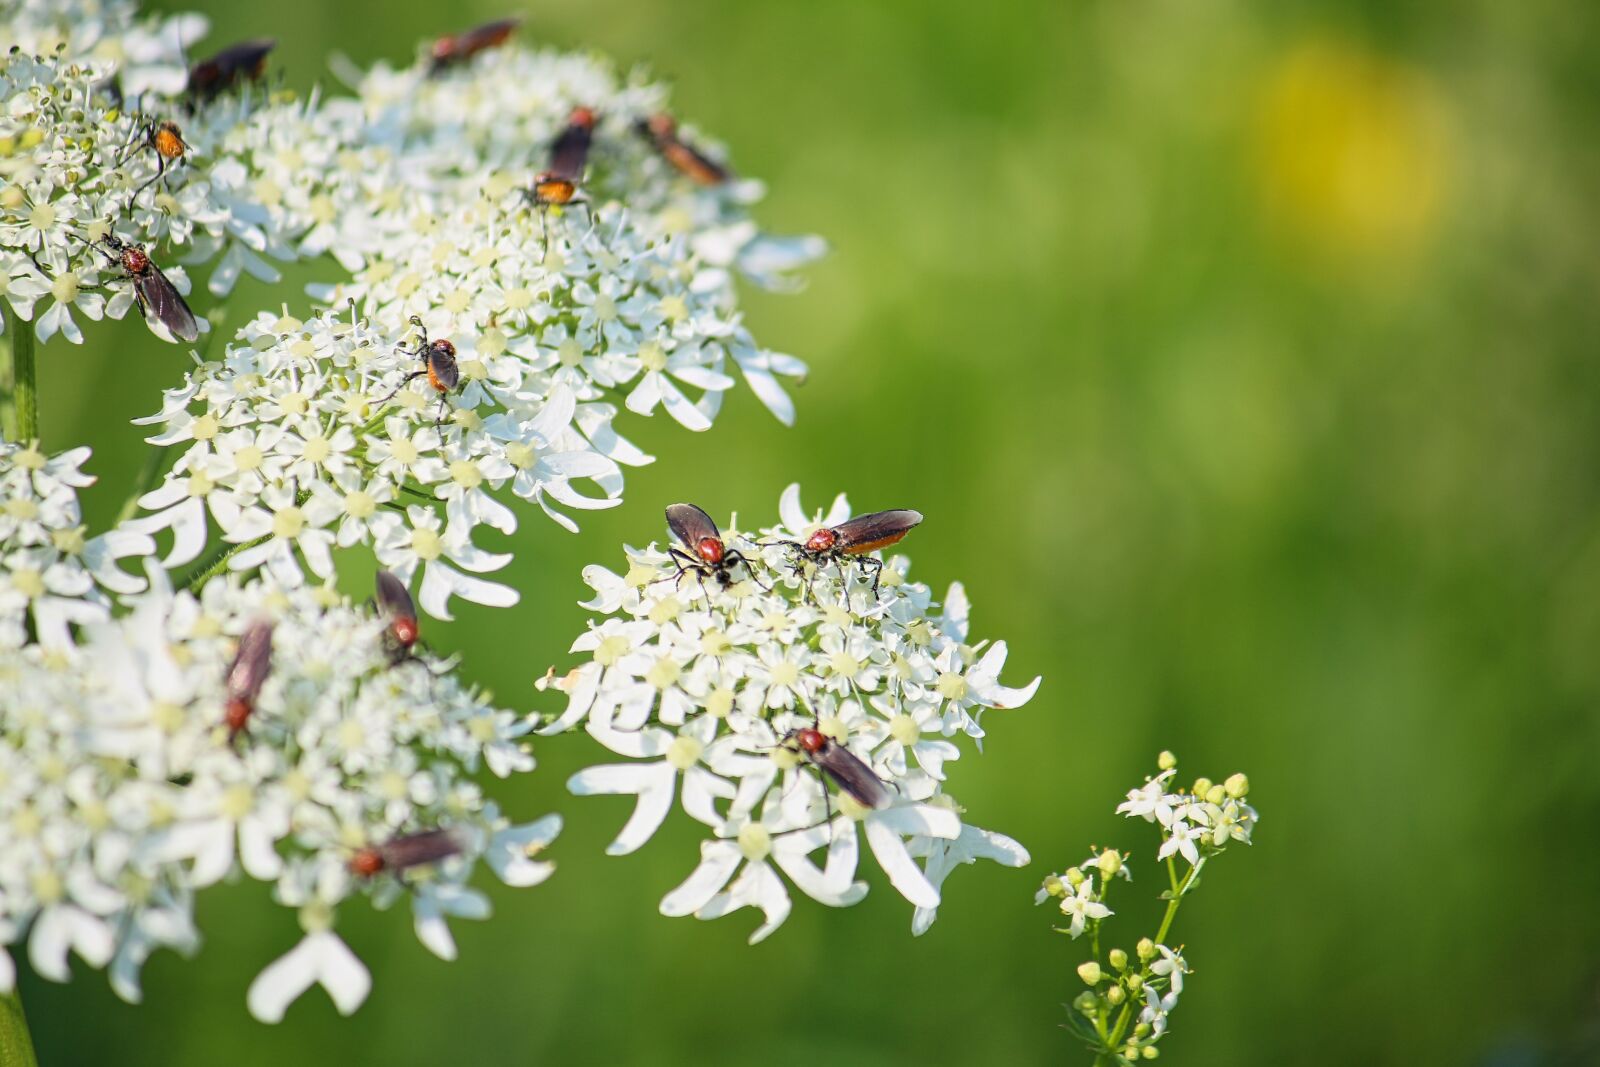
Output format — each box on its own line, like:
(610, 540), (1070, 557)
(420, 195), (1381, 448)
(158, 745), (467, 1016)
(0, 441), (559, 1020)
(7, 7), (821, 577)
(309, 44), (820, 429)
(0, 564), (559, 1022)
(1038, 755), (1258, 1060)
(1116, 759), (1257, 867)
(0, 439), (158, 647)
(127, 306), (627, 617)
(4, 3), (816, 465)
(0, 1), (197, 94)
(0, 10), (340, 343)
(540, 485), (1040, 942)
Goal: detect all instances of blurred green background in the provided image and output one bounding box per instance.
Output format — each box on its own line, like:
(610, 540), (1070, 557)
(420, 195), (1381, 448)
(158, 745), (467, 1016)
(20, 0), (1600, 1063)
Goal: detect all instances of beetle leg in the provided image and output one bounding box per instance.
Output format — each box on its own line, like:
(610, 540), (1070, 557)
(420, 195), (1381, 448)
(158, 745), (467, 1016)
(128, 151), (168, 210)
(377, 370), (428, 406)
(861, 556), (885, 600)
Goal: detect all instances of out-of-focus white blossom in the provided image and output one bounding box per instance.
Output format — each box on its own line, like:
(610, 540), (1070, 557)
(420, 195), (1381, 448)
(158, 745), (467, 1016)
(0, 440), (156, 647)
(0, 565), (560, 1021)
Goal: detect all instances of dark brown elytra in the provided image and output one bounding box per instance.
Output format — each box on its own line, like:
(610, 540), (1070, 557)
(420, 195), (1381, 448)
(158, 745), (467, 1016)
(429, 17), (521, 72)
(374, 568), (421, 662)
(769, 509), (923, 601)
(783, 725), (892, 811)
(73, 230), (200, 343)
(635, 113), (731, 187)
(223, 619), (275, 740)
(546, 106), (597, 182)
(349, 828), (463, 877)
(377, 315), (460, 426)
(660, 503), (766, 594)
(523, 106), (598, 254)
(186, 39), (276, 104)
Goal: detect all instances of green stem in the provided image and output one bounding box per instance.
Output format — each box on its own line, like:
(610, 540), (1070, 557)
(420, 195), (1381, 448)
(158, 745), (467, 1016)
(1, 305), (39, 443)
(0, 987), (38, 1067)
(1154, 859), (1196, 947)
(1102, 861), (1200, 1059)
(178, 534), (270, 592)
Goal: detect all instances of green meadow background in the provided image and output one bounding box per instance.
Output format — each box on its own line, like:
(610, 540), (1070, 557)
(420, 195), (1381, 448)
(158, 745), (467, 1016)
(21, 0), (1600, 1063)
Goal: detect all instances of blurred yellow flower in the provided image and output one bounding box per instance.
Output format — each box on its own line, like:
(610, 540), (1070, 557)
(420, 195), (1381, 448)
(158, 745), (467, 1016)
(1255, 38), (1450, 259)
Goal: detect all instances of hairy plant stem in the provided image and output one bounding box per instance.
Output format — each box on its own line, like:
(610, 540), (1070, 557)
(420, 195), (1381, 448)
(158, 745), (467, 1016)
(179, 534), (271, 592)
(0, 986), (38, 1066)
(0, 306), (38, 443)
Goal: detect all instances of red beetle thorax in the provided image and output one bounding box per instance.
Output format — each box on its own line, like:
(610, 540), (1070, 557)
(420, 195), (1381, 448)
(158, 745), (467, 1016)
(431, 339), (456, 359)
(349, 849), (384, 876)
(796, 728), (826, 753)
(696, 537), (724, 564)
(569, 106), (597, 129)
(224, 698), (251, 734)
(392, 618), (419, 647)
(122, 247), (150, 274)
(805, 528), (837, 553)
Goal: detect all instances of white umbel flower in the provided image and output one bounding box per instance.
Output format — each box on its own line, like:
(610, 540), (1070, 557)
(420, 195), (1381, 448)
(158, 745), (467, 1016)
(543, 484), (1040, 941)
(0, 565), (561, 1020)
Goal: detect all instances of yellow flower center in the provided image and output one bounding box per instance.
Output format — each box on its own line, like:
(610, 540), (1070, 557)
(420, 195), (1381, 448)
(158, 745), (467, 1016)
(646, 655), (682, 690)
(637, 341), (667, 372)
(889, 714), (921, 746)
(594, 634), (632, 667)
(666, 735), (703, 770)
(829, 651), (861, 678)
(253, 178), (282, 207)
(410, 527), (443, 561)
(10, 568), (44, 599)
(4, 498), (38, 521)
(478, 328), (507, 357)
(705, 688), (734, 718)
(50, 526), (85, 555)
(272, 506), (305, 539)
(219, 784), (253, 821)
(31, 870), (63, 905)
(737, 822), (772, 862)
(344, 490), (375, 519)
(506, 442), (538, 469)
(152, 701), (185, 733)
